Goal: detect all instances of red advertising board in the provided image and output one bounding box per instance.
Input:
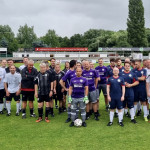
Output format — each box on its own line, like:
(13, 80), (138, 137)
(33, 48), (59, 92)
(35, 47), (88, 52)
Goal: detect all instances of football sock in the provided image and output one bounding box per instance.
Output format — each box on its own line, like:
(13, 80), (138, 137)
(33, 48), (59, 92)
(130, 108), (135, 120)
(118, 112), (123, 123)
(16, 102), (20, 113)
(116, 109), (118, 113)
(110, 111), (114, 122)
(67, 107), (71, 119)
(22, 108), (26, 114)
(147, 109), (149, 116)
(125, 108), (128, 114)
(134, 105), (137, 113)
(3, 99), (6, 108)
(30, 108), (33, 115)
(6, 102), (11, 114)
(45, 107), (50, 117)
(19, 99), (22, 110)
(143, 106), (148, 118)
(0, 103), (4, 111)
(137, 102), (141, 111)
(38, 108), (42, 118)
(122, 108), (124, 115)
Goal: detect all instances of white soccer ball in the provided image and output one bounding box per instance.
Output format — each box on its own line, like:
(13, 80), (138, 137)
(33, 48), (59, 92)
(74, 119), (82, 127)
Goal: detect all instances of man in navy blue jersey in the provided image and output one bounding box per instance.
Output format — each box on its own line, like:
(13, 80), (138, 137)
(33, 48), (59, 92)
(120, 62), (139, 123)
(132, 60), (148, 121)
(107, 67), (125, 127)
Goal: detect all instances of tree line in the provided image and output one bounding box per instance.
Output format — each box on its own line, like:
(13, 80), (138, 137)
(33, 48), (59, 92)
(0, 0), (149, 54)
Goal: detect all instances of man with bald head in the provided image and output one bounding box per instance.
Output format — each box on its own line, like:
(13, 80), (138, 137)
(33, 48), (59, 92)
(21, 59), (38, 118)
(107, 67), (125, 127)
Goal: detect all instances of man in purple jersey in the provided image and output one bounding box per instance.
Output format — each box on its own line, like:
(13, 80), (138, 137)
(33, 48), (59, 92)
(60, 60), (76, 123)
(82, 60), (99, 121)
(69, 67), (88, 127)
(107, 67), (125, 127)
(95, 58), (109, 111)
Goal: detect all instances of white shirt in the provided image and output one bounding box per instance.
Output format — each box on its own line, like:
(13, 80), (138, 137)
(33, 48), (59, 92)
(19, 65), (26, 71)
(0, 67), (6, 89)
(4, 72), (22, 93)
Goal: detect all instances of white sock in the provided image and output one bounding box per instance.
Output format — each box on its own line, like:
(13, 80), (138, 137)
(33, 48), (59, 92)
(130, 108), (135, 120)
(116, 109), (118, 113)
(143, 106), (148, 118)
(110, 111), (114, 122)
(122, 108), (124, 116)
(0, 103), (4, 111)
(134, 105), (137, 114)
(19, 99), (22, 110)
(3, 98), (6, 108)
(125, 108), (128, 114)
(147, 109), (149, 116)
(6, 102), (11, 114)
(118, 112), (123, 122)
(16, 103), (20, 113)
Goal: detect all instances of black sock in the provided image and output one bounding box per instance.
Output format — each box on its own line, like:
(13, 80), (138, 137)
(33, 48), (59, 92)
(38, 108), (42, 118)
(22, 109), (26, 114)
(51, 107), (53, 114)
(41, 107), (43, 116)
(30, 108), (33, 115)
(45, 107), (50, 117)
(55, 99), (57, 106)
(94, 112), (98, 117)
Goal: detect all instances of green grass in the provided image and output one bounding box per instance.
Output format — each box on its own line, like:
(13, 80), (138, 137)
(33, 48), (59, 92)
(0, 63), (150, 150)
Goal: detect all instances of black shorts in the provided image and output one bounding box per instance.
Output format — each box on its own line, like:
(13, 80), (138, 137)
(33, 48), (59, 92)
(0, 89), (5, 103)
(6, 93), (20, 101)
(21, 91), (34, 101)
(56, 92), (63, 101)
(63, 91), (67, 96)
(38, 95), (50, 103)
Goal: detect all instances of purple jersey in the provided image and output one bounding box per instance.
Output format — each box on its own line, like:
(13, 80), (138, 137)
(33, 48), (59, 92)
(70, 77), (88, 98)
(62, 70), (76, 88)
(107, 76), (125, 98)
(82, 69), (99, 92)
(95, 66), (108, 84)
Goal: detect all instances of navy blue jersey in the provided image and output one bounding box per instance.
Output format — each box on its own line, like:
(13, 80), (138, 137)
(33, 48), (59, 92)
(120, 71), (138, 97)
(117, 66), (125, 73)
(107, 67), (114, 78)
(107, 76), (125, 98)
(132, 68), (147, 87)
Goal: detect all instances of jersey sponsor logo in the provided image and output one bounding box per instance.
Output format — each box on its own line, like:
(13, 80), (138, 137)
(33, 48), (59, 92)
(74, 84), (83, 88)
(90, 72), (93, 75)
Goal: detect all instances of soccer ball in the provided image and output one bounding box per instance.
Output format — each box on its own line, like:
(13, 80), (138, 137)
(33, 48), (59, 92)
(74, 119), (82, 127)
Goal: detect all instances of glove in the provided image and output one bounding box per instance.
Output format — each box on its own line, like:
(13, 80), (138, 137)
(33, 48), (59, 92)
(83, 96), (89, 104)
(68, 96), (72, 103)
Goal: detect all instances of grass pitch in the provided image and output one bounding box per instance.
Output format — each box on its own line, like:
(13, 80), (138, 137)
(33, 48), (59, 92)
(0, 63), (150, 150)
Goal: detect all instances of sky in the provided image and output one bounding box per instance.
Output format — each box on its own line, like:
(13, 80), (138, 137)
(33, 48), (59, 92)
(0, 0), (149, 38)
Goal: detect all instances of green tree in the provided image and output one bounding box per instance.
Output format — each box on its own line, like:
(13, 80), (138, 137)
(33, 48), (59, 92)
(0, 25), (18, 53)
(41, 29), (60, 47)
(17, 24), (37, 49)
(127, 0), (148, 47)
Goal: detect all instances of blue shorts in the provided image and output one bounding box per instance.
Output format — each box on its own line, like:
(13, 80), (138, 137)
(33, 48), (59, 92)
(123, 96), (134, 109)
(109, 98), (123, 110)
(134, 87), (147, 102)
